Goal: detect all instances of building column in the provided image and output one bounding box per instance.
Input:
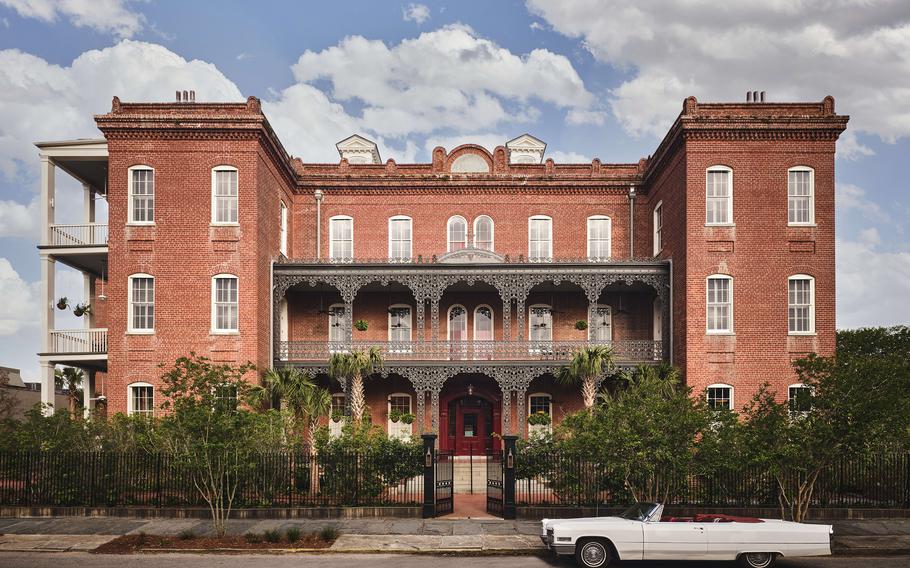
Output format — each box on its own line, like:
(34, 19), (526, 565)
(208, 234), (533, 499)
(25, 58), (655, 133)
(344, 299), (354, 344)
(414, 390), (426, 434)
(516, 388), (527, 439)
(430, 297), (440, 341)
(82, 370), (96, 419)
(40, 362), (55, 414)
(515, 296), (526, 342)
(415, 297), (426, 343)
(83, 182), (95, 223)
(40, 156), (55, 246)
(501, 390), (512, 435)
(502, 298), (512, 342)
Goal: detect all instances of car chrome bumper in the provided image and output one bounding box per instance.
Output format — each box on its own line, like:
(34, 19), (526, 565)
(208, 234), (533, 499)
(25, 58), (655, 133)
(540, 535), (574, 556)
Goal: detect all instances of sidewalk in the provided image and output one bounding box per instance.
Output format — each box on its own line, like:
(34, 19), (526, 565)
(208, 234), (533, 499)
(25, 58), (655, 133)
(1, 516), (909, 555)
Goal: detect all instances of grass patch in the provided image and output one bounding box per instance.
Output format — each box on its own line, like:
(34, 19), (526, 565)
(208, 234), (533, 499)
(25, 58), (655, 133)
(244, 532), (263, 544)
(319, 525), (339, 542)
(286, 527), (302, 543)
(263, 528), (281, 543)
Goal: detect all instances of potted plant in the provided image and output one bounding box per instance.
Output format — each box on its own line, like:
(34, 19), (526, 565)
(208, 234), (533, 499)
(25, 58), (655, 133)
(330, 409), (343, 423)
(400, 412), (415, 425)
(354, 319), (369, 332)
(73, 303), (92, 317)
(389, 408), (402, 423)
(574, 320), (588, 331)
(527, 411), (551, 427)
(56, 297), (69, 310)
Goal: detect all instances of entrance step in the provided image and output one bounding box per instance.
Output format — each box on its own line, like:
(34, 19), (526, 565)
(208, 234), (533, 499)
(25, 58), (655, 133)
(452, 459), (488, 494)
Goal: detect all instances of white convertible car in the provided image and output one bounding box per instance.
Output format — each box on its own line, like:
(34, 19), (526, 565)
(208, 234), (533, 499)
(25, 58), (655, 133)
(541, 502), (832, 568)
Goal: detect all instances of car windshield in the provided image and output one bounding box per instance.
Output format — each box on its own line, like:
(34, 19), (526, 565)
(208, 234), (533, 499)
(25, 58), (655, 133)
(619, 502), (656, 522)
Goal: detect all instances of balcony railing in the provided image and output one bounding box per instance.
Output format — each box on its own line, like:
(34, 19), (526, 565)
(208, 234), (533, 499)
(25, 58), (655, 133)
(279, 255), (661, 265)
(49, 328), (108, 355)
(49, 223), (108, 247)
(277, 340), (663, 364)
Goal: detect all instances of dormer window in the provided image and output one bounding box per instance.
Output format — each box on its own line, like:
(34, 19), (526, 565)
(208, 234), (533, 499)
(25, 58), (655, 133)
(335, 134), (381, 164)
(506, 134), (546, 164)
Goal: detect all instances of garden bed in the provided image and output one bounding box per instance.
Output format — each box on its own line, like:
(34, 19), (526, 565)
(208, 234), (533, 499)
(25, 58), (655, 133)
(94, 528), (337, 554)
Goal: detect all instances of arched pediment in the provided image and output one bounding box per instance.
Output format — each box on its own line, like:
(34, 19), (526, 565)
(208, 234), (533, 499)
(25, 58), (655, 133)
(437, 247), (506, 264)
(446, 145), (493, 174)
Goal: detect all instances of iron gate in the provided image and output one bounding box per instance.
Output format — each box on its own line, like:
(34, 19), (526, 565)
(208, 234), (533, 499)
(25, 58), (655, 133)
(435, 449), (453, 516)
(486, 450), (503, 516)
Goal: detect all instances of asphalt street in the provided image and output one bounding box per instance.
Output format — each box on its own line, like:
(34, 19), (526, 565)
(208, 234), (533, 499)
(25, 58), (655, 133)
(1, 553), (909, 568)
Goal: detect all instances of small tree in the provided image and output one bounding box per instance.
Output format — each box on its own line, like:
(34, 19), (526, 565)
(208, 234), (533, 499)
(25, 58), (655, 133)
(258, 367), (314, 440)
(54, 367), (83, 415)
(328, 348), (383, 425)
(300, 386), (332, 453)
(157, 354), (258, 537)
(557, 345), (614, 410)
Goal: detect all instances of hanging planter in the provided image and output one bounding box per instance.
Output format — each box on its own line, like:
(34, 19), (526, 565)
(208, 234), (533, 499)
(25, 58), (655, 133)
(330, 409), (343, 423)
(389, 408), (402, 423)
(73, 303), (92, 318)
(574, 320), (589, 331)
(528, 411), (551, 426)
(56, 297), (69, 310)
(400, 412), (415, 425)
(354, 319), (369, 332)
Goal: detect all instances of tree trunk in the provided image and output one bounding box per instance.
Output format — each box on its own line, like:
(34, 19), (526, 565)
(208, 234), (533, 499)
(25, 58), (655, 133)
(581, 376), (596, 409)
(350, 373), (365, 424)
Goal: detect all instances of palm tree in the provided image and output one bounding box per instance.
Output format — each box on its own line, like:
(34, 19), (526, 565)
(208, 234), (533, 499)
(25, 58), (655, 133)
(54, 367), (84, 415)
(557, 345), (614, 410)
(260, 367), (314, 436)
(328, 347), (383, 425)
(299, 386), (332, 453)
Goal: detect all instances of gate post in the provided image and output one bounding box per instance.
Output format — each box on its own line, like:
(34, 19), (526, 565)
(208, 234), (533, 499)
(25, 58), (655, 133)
(422, 434), (437, 519)
(503, 435), (517, 520)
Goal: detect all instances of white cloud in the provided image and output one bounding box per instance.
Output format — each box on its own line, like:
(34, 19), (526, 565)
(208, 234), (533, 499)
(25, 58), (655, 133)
(0, 197), (39, 238)
(0, 0), (144, 38)
(0, 257), (38, 335)
(836, 183), (892, 224)
(529, 21), (544, 31)
(235, 52), (250, 61)
(836, 130), (875, 160)
(547, 150), (590, 163)
(291, 24), (596, 138)
(423, 132), (508, 155)
(528, 0), (910, 144)
(837, 237), (910, 328)
(402, 3), (430, 25)
(566, 108), (607, 126)
(859, 227), (882, 246)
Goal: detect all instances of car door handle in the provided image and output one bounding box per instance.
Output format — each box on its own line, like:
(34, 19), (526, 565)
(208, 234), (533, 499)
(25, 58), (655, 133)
(694, 526), (705, 531)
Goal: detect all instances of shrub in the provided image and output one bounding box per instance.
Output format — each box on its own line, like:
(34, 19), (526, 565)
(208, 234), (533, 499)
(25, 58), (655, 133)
(135, 532), (147, 546)
(263, 528), (281, 543)
(244, 532), (263, 544)
(286, 527), (302, 543)
(178, 529), (196, 540)
(527, 411), (551, 426)
(319, 525), (339, 542)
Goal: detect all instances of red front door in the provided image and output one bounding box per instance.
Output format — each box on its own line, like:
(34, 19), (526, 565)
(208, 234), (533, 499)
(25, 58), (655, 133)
(446, 395), (494, 455)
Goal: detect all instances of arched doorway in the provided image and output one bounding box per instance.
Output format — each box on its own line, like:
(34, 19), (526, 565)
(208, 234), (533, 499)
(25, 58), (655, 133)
(439, 374), (501, 455)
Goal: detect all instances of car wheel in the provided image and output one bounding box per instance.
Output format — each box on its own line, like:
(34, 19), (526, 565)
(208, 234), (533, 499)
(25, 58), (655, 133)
(575, 538), (612, 568)
(738, 552), (776, 568)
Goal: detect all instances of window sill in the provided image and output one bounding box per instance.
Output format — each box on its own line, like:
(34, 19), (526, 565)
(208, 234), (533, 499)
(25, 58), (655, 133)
(705, 223), (735, 228)
(788, 332), (817, 337)
(211, 330), (240, 336)
(127, 222), (155, 227)
(706, 331), (735, 336)
(126, 330), (155, 336)
(788, 223), (817, 228)
(210, 223), (240, 227)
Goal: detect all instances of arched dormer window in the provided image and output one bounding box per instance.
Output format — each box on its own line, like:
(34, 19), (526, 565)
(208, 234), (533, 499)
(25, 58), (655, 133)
(447, 216), (467, 252)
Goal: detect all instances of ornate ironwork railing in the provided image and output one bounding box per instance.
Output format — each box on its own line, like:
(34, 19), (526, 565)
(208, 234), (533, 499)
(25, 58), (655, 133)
(49, 223), (108, 247)
(49, 328), (108, 354)
(277, 340), (662, 363)
(279, 255), (662, 265)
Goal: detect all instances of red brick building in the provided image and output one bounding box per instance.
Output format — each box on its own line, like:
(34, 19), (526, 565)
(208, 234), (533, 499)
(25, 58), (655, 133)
(36, 94), (847, 453)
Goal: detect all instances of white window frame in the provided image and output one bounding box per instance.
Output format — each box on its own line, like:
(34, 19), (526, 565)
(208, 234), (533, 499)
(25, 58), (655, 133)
(447, 215), (468, 252)
(328, 215), (354, 262)
(653, 201), (663, 255)
(127, 165), (155, 225)
(388, 215), (413, 262)
(473, 304), (495, 341)
(706, 274), (734, 334)
(211, 274), (239, 334)
(586, 215), (612, 261)
(788, 166), (815, 226)
(127, 382), (155, 417)
(127, 273), (155, 334)
(211, 166), (239, 226)
(330, 393), (346, 437)
(788, 274), (816, 335)
(705, 165), (733, 226)
(528, 215), (553, 262)
(706, 383), (733, 411)
(473, 215), (495, 251)
(387, 393), (413, 439)
(528, 392), (552, 434)
(387, 303), (413, 352)
(279, 201), (288, 256)
(589, 303), (613, 342)
(447, 304), (468, 341)
(788, 383), (814, 414)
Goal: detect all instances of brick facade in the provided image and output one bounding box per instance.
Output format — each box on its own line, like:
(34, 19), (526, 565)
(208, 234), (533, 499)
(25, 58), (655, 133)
(89, 95), (847, 438)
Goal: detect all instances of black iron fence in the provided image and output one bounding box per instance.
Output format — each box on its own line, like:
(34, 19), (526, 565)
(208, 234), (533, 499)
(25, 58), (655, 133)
(516, 453), (910, 508)
(0, 451), (422, 508)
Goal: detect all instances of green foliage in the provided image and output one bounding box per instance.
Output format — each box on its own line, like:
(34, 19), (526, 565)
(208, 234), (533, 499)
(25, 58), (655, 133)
(527, 411), (551, 426)
(399, 412), (415, 425)
(574, 320), (588, 330)
(354, 319), (369, 332)
(319, 525), (339, 541)
(244, 532), (263, 544)
(263, 529), (281, 543)
(285, 526), (302, 543)
(54, 367), (84, 415)
(178, 529), (196, 540)
(328, 348), (383, 425)
(557, 345), (615, 408)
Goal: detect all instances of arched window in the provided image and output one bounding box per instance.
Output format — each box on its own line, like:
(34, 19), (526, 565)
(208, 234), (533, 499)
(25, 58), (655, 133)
(788, 275), (815, 334)
(474, 215), (494, 251)
(329, 215), (353, 262)
(528, 304), (553, 342)
(447, 305), (468, 341)
(279, 201), (288, 256)
(328, 303), (347, 345)
(387, 393), (413, 439)
(127, 382), (154, 417)
(211, 166), (239, 225)
(788, 167), (815, 225)
(128, 165), (155, 224)
(653, 201), (663, 255)
(388, 215), (412, 261)
(587, 215), (611, 260)
(706, 384), (733, 411)
(127, 273), (154, 333)
(706, 165), (733, 225)
(211, 274), (239, 333)
(447, 216), (467, 252)
(706, 274), (733, 334)
(474, 305), (494, 341)
(450, 154), (490, 173)
(528, 393), (552, 434)
(528, 215), (553, 261)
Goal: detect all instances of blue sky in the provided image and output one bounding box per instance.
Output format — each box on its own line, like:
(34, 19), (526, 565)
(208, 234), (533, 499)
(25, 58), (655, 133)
(0, 0), (908, 380)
